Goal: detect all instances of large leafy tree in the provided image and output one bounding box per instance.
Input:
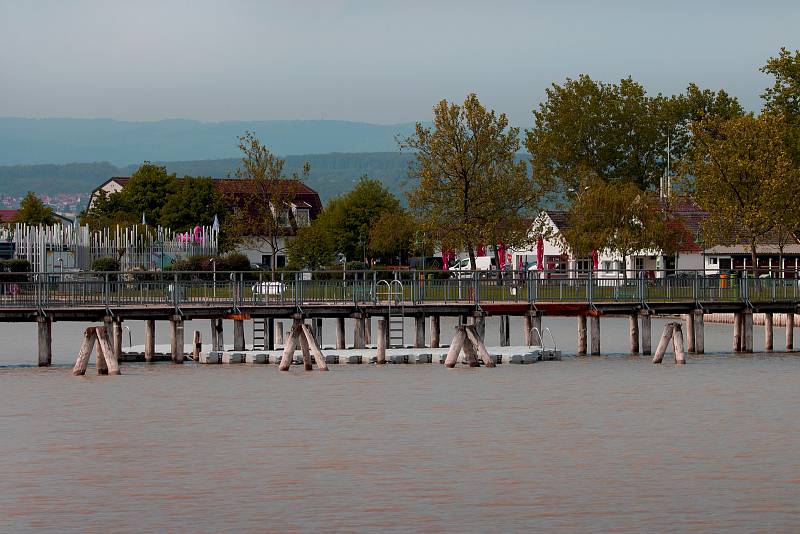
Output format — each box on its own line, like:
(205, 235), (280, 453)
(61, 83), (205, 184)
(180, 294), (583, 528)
(120, 162), (178, 225)
(761, 47), (800, 161)
(680, 113), (800, 268)
(13, 192), (56, 226)
(401, 93), (538, 270)
(224, 131), (310, 273)
(160, 176), (226, 231)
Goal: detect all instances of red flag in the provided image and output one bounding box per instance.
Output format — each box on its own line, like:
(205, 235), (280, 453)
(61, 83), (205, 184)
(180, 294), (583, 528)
(537, 238), (544, 270)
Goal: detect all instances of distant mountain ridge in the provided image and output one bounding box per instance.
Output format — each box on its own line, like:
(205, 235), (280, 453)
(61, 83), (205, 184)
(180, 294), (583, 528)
(0, 117), (422, 166)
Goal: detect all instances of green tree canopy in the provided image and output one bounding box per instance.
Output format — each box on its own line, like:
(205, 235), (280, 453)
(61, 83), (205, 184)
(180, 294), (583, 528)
(761, 47), (800, 162)
(160, 176), (226, 231)
(120, 162), (178, 225)
(13, 192), (56, 226)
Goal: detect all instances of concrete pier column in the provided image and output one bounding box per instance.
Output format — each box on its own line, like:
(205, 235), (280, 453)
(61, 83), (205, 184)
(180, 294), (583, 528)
(275, 321), (284, 346)
(267, 317), (275, 350)
(430, 316), (440, 348)
(524, 315), (533, 346)
(233, 319), (245, 351)
(733, 312), (743, 352)
(354, 316), (365, 349)
(37, 316), (52, 367)
(577, 315), (587, 355)
(414, 315), (426, 348)
(499, 315), (510, 347)
(684, 313), (695, 353)
(786, 313), (794, 351)
(313, 317), (324, 346)
(640, 313), (652, 356)
(336, 317), (346, 349)
(364, 317), (371, 346)
(376, 319), (387, 364)
(211, 318), (224, 351)
(590, 315), (601, 355)
(170, 316), (184, 363)
(764, 312), (773, 351)
(112, 318), (123, 363)
(145, 319), (155, 362)
(693, 311), (704, 354)
(193, 330), (202, 360)
(629, 314), (640, 354)
(743, 310), (753, 353)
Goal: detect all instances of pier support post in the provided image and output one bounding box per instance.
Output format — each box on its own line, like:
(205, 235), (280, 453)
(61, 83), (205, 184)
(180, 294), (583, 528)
(640, 313), (652, 356)
(267, 317), (275, 350)
(376, 319), (387, 364)
(764, 312), (773, 351)
(145, 319), (155, 362)
(629, 314), (640, 354)
(354, 316), (365, 349)
(786, 313), (794, 351)
(275, 321), (284, 346)
(524, 315), (533, 346)
(693, 311), (704, 354)
(672, 323), (686, 364)
(112, 318), (123, 363)
(499, 315), (510, 347)
(193, 330), (202, 360)
(336, 317), (346, 349)
(444, 327), (466, 368)
(364, 317), (371, 346)
(590, 315), (600, 355)
(95, 326), (121, 374)
(743, 310), (753, 353)
(170, 316), (185, 363)
(37, 316), (52, 367)
(415, 315), (426, 348)
(73, 327), (97, 376)
(577, 315), (587, 356)
(653, 322), (675, 364)
(233, 319), (245, 351)
(684, 313), (695, 353)
(733, 312), (743, 352)
(475, 315), (485, 339)
(430, 316), (440, 348)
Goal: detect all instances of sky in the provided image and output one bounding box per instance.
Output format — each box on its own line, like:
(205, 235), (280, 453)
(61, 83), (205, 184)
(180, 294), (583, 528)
(0, 0), (798, 126)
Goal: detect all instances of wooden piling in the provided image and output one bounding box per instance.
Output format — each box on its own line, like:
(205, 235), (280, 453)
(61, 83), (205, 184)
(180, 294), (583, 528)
(112, 319), (123, 363)
(72, 327), (97, 376)
(37, 316), (52, 367)
(193, 330), (202, 360)
(444, 327), (466, 368)
(298, 323), (313, 371)
(336, 317), (346, 349)
(499, 315), (510, 347)
(672, 323), (686, 364)
(354, 316), (365, 349)
(693, 311), (704, 354)
(462, 336), (480, 367)
(590, 315), (600, 355)
(430, 316), (440, 348)
(524, 315), (533, 346)
(414, 315), (425, 348)
(640, 313), (652, 356)
(279, 325), (299, 371)
(233, 319), (245, 351)
(213, 318), (224, 351)
(145, 319), (155, 362)
(733, 312), (742, 352)
(475, 315), (485, 339)
(743, 311), (753, 353)
(764, 312), (773, 351)
(301, 323), (328, 371)
(275, 321), (284, 346)
(684, 313), (695, 353)
(95, 326), (121, 375)
(170, 317), (184, 363)
(652, 322), (675, 364)
(577, 315), (587, 356)
(629, 314), (640, 354)
(376, 319), (387, 364)
(364, 317), (371, 346)
(464, 325), (495, 367)
(96, 330), (108, 375)
(786, 312), (794, 351)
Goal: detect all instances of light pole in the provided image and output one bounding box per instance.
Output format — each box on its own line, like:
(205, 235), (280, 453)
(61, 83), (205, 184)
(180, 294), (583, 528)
(210, 258), (216, 298)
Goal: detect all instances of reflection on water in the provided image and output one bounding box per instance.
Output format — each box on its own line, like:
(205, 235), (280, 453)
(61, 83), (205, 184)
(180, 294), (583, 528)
(0, 319), (799, 531)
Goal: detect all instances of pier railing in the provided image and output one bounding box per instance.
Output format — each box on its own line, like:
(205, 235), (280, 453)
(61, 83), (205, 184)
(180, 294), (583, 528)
(1, 269), (799, 310)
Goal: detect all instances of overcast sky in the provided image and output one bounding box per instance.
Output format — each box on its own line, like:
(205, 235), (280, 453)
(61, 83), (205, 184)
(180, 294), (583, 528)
(0, 0), (797, 125)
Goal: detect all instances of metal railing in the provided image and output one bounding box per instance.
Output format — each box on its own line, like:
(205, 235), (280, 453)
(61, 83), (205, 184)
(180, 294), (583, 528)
(1, 269), (798, 310)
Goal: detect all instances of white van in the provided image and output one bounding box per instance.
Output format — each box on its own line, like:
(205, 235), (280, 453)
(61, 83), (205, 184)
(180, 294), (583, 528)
(449, 256), (497, 276)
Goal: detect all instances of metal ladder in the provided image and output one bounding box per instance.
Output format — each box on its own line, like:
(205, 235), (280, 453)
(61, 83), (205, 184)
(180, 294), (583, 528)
(252, 318), (267, 350)
(379, 279), (405, 348)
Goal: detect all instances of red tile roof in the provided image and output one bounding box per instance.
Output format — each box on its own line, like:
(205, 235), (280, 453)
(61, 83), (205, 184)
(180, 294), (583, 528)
(0, 209), (18, 223)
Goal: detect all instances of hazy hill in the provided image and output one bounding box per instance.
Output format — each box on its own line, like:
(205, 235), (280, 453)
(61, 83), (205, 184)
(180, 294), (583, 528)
(0, 117), (421, 166)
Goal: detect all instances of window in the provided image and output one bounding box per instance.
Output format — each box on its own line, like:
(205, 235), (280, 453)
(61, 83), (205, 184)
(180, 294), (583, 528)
(634, 257), (645, 271)
(295, 209), (310, 227)
(276, 255), (286, 268)
(261, 254), (272, 267)
(575, 258), (591, 272)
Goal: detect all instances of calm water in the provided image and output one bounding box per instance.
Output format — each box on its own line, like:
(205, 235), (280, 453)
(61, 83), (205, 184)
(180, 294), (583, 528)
(1, 317), (799, 532)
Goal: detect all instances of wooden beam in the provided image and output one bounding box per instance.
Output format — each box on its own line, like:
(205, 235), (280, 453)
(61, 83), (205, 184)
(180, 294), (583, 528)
(72, 327), (96, 376)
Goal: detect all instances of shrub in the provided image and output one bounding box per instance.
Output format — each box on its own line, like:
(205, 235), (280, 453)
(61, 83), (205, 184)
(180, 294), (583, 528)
(91, 257), (120, 272)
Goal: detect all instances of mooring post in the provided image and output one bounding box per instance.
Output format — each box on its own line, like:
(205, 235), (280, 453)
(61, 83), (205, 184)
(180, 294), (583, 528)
(414, 315), (425, 348)
(652, 322), (676, 364)
(640, 313), (652, 356)
(524, 314), (533, 346)
(764, 312), (774, 351)
(275, 320), (284, 346)
(693, 311), (705, 354)
(430, 315), (440, 348)
(672, 323), (686, 364)
(233, 319), (245, 351)
(112, 318), (123, 363)
(376, 318), (387, 364)
(353, 316), (366, 349)
(444, 326), (467, 368)
(464, 325), (495, 367)
(335, 317), (346, 349)
(145, 319), (155, 362)
(96, 329), (108, 375)
(193, 330), (202, 360)
(684, 313), (695, 353)
(170, 316), (185, 363)
(743, 310), (753, 353)
(733, 312), (743, 352)
(786, 312), (794, 351)
(577, 315), (587, 356)
(301, 323), (328, 371)
(298, 321), (313, 371)
(364, 317), (371, 346)
(37, 316), (52, 367)
(590, 315), (601, 355)
(279, 323), (299, 371)
(629, 314), (640, 354)
(95, 326), (121, 375)
(73, 327), (97, 376)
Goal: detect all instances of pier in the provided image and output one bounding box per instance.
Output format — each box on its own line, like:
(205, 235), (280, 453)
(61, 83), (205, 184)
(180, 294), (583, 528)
(1, 269), (797, 367)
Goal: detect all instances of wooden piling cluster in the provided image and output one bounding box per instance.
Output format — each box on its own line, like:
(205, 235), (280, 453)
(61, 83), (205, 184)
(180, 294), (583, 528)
(73, 326), (121, 375)
(652, 322), (686, 365)
(444, 325), (495, 368)
(278, 318), (329, 371)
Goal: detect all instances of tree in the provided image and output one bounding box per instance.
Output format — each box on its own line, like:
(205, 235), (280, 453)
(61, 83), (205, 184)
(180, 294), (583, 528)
(119, 162), (178, 225)
(368, 209), (415, 264)
(680, 113), (800, 269)
(14, 192), (56, 226)
(287, 223), (336, 270)
(401, 93), (538, 270)
(761, 47), (800, 161)
(525, 75), (743, 194)
(160, 176), (226, 231)
(224, 131), (310, 274)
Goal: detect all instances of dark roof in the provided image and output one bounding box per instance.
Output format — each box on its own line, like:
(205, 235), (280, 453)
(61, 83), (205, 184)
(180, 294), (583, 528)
(545, 210), (569, 231)
(215, 178), (323, 219)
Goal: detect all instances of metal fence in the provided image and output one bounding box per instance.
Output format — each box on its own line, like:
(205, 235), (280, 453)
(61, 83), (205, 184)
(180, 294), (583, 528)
(1, 270), (798, 310)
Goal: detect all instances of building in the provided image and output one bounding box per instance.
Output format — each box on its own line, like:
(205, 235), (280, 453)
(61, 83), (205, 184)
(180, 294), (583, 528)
(0, 209), (73, 226)
(87, 177), (130, 209)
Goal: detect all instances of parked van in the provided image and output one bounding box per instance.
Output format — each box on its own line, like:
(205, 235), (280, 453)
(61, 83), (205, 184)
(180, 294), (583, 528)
(448, 256), (497, 276)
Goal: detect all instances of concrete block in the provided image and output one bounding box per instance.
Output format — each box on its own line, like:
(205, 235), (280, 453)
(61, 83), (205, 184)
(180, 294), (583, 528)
(199, 351), (221, 364)
(413, 353), (432, 364)
(223, 352), (245, 364)
(389, 353), (408, 364)
(507, 354), (525, 364)
(246, 353), (268, 364)
(344, 354), (362, 364)
(522, 353), (536, 364)
(325, 354), (339, 364)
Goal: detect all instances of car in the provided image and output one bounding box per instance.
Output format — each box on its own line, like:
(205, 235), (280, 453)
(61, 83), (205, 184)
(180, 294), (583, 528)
(252, 281), (285, 296)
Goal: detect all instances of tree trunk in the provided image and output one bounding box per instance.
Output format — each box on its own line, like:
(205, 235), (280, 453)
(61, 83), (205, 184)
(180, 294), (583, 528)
(750, 239), (758, 276)
(467, 244), (476, 271)
(492, 246), (503, 285)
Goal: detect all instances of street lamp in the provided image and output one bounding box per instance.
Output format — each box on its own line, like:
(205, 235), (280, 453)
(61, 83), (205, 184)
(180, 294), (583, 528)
(210, 257), (216, 298)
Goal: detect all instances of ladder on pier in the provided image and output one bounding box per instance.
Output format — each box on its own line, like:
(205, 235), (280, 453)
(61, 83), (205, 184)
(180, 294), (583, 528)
(379, 279), (405, 348)
(252, 318), (267, 350)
